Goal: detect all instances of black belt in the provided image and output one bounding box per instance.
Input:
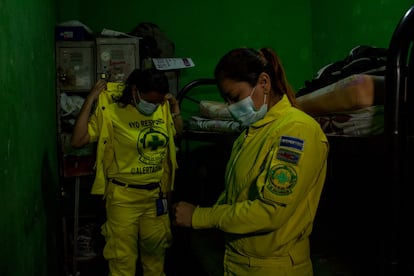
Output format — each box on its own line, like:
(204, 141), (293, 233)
(110, 179), (160, 190)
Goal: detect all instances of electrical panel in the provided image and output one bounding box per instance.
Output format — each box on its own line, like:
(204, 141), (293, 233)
(96, 37), (140, 82)
(56, 41), (96, 92)
(55, 38), (141, 179)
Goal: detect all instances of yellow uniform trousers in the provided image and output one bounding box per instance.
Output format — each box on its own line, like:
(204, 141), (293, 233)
(223, 238), (312, 276)
(102, 182), (172, 276)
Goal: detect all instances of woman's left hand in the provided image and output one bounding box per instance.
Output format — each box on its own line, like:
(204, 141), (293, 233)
(165, 93), (178, 107)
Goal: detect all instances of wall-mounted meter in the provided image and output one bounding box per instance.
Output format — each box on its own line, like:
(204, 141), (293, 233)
(96, 37), (140, 83)
(56, 41), (96, 92)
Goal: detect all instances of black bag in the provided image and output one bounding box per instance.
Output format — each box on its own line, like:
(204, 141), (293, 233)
(297, 45), (388, 96)
(129, 22), (175, 59)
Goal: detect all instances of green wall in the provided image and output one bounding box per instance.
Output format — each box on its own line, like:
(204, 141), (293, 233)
(56, 0), (414, 91)
(56, 0), (313, 92)
(310, 0), (414, 73)
(0, 1), (59, 275)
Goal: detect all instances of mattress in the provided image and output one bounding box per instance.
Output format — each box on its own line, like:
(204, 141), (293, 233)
(296, 74), (385, 137)
(296, 74), (385, 116)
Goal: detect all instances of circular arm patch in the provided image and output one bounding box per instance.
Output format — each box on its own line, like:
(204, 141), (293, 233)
(266, 164), (298, 196)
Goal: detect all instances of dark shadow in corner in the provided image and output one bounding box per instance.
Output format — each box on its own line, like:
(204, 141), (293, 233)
(41, 151), (63, 276)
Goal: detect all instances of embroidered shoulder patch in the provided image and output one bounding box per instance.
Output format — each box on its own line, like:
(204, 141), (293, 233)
(279, 136), (304, 151)
(266, 164), (297, 196)
(276, 148), (301, 165)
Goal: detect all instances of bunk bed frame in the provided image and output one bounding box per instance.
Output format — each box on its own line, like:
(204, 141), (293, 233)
(384, 4), (414, 274)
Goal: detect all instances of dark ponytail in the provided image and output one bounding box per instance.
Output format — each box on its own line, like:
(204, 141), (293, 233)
(259, 48), (297, 107)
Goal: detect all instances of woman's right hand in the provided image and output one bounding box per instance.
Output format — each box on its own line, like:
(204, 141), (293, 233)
(89, 79), (107, 101)
(172, 201), (196, 227)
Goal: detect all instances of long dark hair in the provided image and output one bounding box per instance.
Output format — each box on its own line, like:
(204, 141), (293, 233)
(117, 68), (169, 106)
(214, 47), (297, 106)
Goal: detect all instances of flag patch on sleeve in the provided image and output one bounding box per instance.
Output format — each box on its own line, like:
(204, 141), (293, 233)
(279, 136), (304, 151)
(276, 148), (301, 165)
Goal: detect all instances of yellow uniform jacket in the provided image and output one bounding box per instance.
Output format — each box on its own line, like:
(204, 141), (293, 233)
(87, 82), (178, 195)
(192, 95), (329, 259)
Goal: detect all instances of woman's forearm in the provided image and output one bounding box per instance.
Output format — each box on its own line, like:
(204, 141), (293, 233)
(71, 80), (107, 148)
(71, 95), (95, 148)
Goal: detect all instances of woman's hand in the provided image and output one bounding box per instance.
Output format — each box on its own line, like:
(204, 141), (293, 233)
(89, 79), (107, 101)
(164, 93), (180, 113)
(164, 93), (183, 137)
(172, 201), (197, 227)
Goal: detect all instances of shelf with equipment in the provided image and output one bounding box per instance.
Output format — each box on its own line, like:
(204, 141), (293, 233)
(55, 37), (141, 276)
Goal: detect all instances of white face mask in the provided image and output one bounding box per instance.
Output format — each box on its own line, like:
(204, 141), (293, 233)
(227, 87), (268, 127)
(134, 91), (159, 115)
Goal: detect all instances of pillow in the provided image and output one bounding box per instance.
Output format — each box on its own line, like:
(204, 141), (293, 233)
(199, 100), (234, 120)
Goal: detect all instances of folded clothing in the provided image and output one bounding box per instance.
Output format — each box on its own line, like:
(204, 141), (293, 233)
(188, 116), (241, 133)
(314, 105), (384, 137)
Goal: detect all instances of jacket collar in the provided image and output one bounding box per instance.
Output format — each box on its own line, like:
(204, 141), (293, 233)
(250, 94), (292, 128)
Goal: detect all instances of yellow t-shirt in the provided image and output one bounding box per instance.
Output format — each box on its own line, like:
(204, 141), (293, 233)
(87, 82), (177, 195)
(108, 103), (169, 184)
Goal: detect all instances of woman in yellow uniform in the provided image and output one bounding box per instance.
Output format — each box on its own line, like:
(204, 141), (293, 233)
(71, 68), (182, 276)
(173, 48), (329, 275)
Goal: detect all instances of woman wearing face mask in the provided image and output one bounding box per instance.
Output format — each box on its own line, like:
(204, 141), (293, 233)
(173, 47), (329, 275)
(71, 68), (182, 276)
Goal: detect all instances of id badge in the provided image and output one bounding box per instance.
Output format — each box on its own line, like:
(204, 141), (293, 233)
(156, 198), (168, 216)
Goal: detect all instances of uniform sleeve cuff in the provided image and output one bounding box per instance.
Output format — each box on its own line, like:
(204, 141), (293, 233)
(192, 207), (215, 229)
